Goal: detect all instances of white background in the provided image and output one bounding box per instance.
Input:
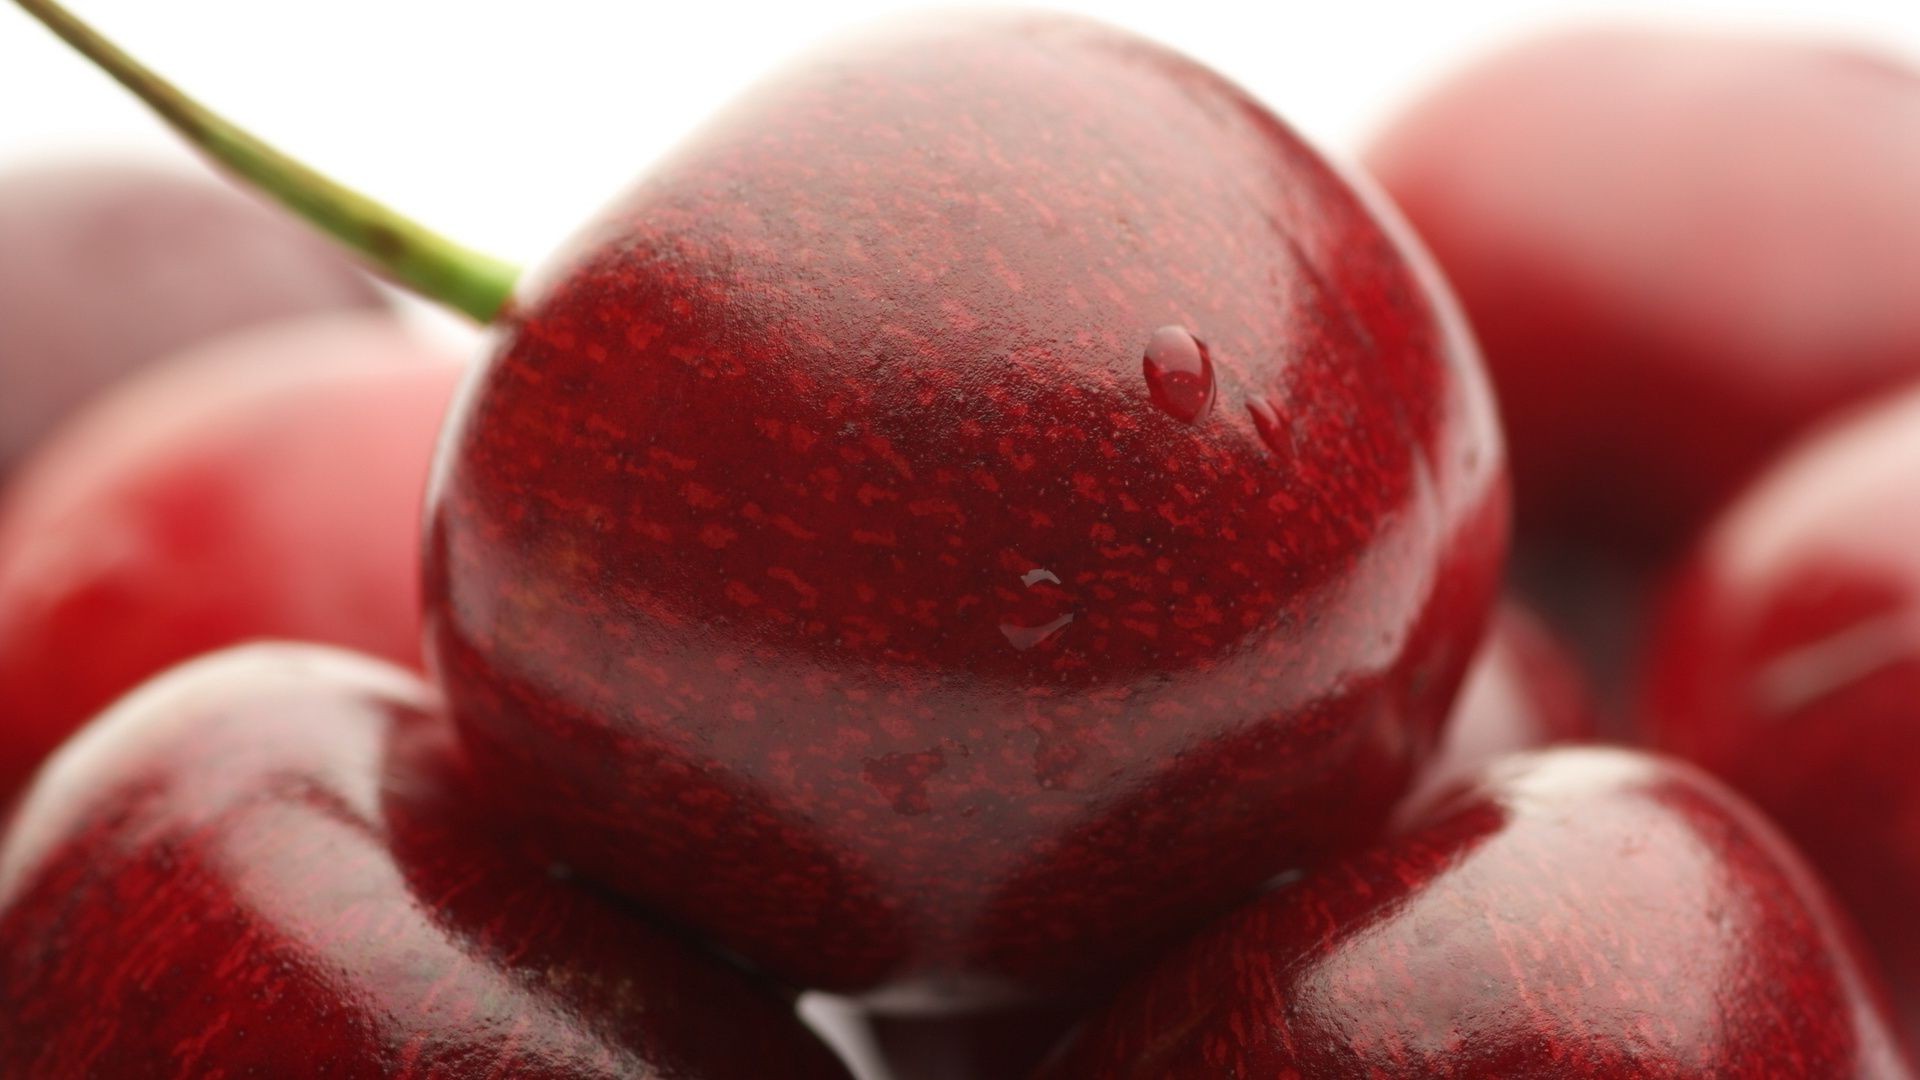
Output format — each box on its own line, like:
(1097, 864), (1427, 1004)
(4, 0), (1918, 276)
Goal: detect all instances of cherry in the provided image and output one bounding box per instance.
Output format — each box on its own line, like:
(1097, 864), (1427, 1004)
(1036, 746), (1915, 1078)
(1367, 28), (1920, 557)
(0, 313), (460, 798)
(423, 13), (1506, 1004)
(0, 644), (853, 1077)
(0, 160), (382, 482)
(1642, 383), (1920, 1037)
(15, 1), (1507, 1007)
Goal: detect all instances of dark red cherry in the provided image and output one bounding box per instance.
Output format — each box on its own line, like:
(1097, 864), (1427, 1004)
(424, 13), (1507, 1004)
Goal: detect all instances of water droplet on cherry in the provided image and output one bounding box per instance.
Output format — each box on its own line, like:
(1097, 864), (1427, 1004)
(1247, 396), (1289, 454)
(1001, 566), (1074, 651)
(1142, 326), (1215, 424)
(1001, 613), (1074, 652)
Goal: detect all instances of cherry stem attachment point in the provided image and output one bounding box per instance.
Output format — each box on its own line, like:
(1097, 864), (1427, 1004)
(12, 0), (520, 323)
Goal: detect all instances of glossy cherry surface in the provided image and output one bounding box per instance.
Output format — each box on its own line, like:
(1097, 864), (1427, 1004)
(0, 645), (854, 1078)
(0, 313), (461, 798)
(1368, 29), (1920, 555)
(1037, 746), (1914, 1078)
(1403, 599), (1596, 810)
(1643, 384), (1920, 1037)
(426, 13), (1507, 1004)
(0, 159), (382, 481)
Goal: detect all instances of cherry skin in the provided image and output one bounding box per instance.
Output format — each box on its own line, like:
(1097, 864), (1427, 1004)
(1642, 383), (1920, 1038)
(425, 12), (1507, 1006)
(1036, 746), (1914, 1078)
(1367, 29), (1920, 557)
(0, 313), (461, 799)
(0, 159), (383, 482)
(1403, 599), (1596, 810)
(0, 644), (854, 1078)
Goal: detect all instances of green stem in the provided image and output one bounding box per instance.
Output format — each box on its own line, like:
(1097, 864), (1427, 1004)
(12, 0), (519, 323)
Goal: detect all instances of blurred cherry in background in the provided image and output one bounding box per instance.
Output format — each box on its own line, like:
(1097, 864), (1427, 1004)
(0, 313), (463, 799)
(1643, 383), (1920, 1039)
(0, 161), (384, 483)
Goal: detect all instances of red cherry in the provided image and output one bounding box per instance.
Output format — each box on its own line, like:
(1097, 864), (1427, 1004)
(0, 160), (383, 481)
(1368, 29), (1920, 556)
(1643, 383), (1920, 1037)
(424, 13), (1507, 1004)
(0, 313), (460, 798)
(0, 645), (853, 1077)
(1037, 747), (1914, 1078)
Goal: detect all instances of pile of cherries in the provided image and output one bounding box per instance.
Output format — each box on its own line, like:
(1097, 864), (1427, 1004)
(4, 9), (1920, 1078)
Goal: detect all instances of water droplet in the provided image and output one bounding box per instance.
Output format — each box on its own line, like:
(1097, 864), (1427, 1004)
(1142, 326), (1215, 424)
(1001, 566), (1073, 651)
(1001, 613), (1075, 651)
(1247, 397), (1289, 455)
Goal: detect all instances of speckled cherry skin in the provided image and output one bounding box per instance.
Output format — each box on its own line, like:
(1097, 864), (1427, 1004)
(0, 314), (460, 799)
(0, 159), (383, 482)
(1403, 600), (1596, 810)
(0, 645), (854, 1079)
(1036, 746), (1915, 1079)
(1642, 384), (1920, 1038)
(1367, 29), (1920, 556)
(425, 13), (1507, 1005)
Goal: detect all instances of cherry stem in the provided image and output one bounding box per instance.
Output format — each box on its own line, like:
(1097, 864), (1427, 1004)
(12, 0), (520, 323)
